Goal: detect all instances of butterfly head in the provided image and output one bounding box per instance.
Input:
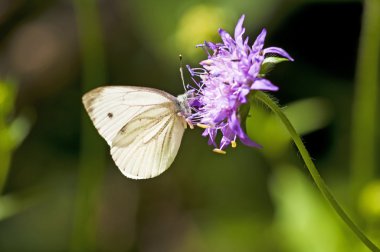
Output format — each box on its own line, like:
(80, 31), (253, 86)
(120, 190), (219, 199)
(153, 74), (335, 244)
(176, 92), (194, 118)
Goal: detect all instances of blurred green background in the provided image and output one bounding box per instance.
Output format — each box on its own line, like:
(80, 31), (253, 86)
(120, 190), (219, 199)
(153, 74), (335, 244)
(0, 0), (379, 251)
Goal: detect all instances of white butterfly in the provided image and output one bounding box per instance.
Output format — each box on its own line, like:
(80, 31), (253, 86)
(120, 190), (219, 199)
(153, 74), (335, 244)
(82, 86), (193, 179)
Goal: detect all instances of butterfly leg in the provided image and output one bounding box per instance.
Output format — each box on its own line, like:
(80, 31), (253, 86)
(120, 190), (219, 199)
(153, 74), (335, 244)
(186, 119), (194, 129)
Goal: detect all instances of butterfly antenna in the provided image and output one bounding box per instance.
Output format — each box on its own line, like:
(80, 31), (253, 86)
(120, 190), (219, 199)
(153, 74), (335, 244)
(179, 54), (187, 91)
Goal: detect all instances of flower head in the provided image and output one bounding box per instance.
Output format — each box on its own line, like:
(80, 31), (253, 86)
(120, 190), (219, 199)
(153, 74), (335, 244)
(187, 15), (293, 152)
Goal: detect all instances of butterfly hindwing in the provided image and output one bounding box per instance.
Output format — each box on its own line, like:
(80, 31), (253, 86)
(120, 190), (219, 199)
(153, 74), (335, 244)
(82, 86), (186, 179)
(111, 111), (185, 179)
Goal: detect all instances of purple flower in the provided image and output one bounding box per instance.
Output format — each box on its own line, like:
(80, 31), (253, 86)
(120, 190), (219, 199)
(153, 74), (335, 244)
(187, 15), (293, 153)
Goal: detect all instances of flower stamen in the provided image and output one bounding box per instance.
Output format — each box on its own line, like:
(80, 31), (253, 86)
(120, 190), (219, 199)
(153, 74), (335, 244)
(231, 141), (237, 148)
(197, 123), (210, 129)
(213, 148), (227, 154)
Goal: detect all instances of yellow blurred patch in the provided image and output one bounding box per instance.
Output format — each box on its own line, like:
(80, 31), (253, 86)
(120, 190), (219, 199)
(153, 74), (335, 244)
(175, 5), (227, 58)
(359, 180), (380, 219)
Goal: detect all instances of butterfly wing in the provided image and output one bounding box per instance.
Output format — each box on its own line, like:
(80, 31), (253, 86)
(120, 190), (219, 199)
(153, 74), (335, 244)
(82, 86), (186, 179)
(111, 108), (185, 179)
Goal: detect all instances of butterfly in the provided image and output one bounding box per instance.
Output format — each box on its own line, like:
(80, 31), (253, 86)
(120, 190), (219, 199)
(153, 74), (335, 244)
(82, 86), (194, 179)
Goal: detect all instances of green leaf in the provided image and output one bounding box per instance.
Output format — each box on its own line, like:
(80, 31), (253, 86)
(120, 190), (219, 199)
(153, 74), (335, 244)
(260, 56), (290, 76)
(270, 165), (351, 252)
(246, 96), (333, 157)
(9, 115), (31, 150)
(238, 101), (251, 133)
(0, 80), (17, 118)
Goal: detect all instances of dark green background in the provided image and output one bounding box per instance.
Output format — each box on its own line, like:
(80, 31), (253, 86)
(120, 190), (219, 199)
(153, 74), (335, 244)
(0, 0), (379, 251)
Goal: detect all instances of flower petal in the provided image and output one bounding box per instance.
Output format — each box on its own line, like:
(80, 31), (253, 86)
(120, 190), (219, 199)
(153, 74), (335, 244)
(237, 86), (250, 103)
(220, 128), (233, 149)
(229, 113), (261, 147)
(263, 47), (294, 61)
(252, 28), (266, 54)
(239, 133), (262, 148)
(218, 29), (235, 47)
(203, 128), (217, 147)
(248, 63), (261, 78)
(251, 78), (279, 91)
(234, 15), (246, 44)
(205, 41), (218, 50)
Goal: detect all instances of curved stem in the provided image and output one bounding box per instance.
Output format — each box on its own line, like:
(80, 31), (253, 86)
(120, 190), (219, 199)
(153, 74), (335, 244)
(255, 91), (380, 252)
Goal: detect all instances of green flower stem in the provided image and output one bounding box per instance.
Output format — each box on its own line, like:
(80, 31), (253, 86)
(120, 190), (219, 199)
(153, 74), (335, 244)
(0, 119), (10, 194)
(71, 0), (107, 250)
(0, 149), (11, 194)
(350, 0), (380, 197)
(0, 81), (15, 195)
(255, 91), (380, 252)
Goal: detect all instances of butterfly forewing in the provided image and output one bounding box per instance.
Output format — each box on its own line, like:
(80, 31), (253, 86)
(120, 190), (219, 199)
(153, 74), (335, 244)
(83, 86), (176, 144)
(82, 86), (186, 179)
